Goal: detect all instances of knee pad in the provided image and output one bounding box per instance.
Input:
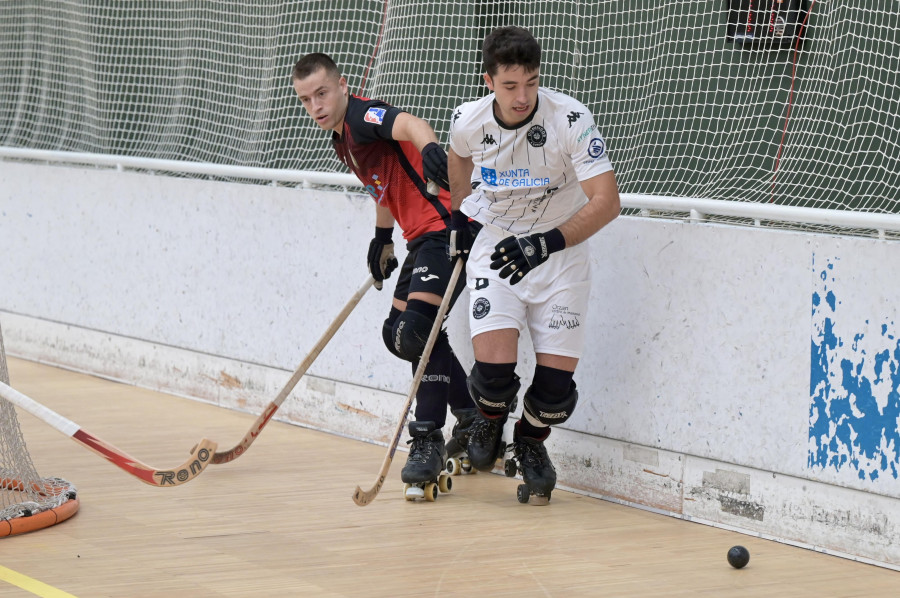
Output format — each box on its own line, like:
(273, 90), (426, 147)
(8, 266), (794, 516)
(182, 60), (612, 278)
(382, 308), (403, 359)
(467, 362), (520, 417)
(523, 381), (578, 426)
(391, 309), (435, 362)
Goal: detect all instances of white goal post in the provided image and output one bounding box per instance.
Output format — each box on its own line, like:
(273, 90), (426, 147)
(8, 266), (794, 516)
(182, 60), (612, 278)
(2, 1), (900, 237)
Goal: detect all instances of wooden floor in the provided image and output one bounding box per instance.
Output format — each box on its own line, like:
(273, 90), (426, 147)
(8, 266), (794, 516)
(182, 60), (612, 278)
(1, 357), (897, 597)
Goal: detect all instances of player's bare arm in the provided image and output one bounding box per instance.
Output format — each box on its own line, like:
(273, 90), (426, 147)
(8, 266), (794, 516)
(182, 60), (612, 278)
(392, 112), (449, 192)
(390, 112), (439, 151)
(558, 170), (621, 247)
(448, 149), (474, 210)
(374, 203), (395, 228)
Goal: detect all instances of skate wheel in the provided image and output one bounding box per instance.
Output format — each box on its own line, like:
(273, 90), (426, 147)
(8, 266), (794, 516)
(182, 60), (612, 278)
(424, 483), (438, 502)
(460, 458), (473, 474)
(438, 474), (452, 493)
(516, 484), (530, 504)
(445, 457), (460, 476)
(404, 483), (425, 501)
(504, 458), (518, 478)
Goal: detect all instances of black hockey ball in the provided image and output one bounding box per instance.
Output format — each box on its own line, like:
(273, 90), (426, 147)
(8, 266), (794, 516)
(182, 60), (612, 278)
(727, 545), (750, 569)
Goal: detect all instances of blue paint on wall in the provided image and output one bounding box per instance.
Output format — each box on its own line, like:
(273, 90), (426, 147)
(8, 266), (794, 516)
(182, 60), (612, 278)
(809, 255), (900, 481)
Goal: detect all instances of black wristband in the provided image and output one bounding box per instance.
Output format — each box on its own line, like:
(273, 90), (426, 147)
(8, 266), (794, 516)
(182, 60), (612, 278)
(374, 227), (393, 243)
(543, 228), (566, 254)
(451, 210), (469, 227)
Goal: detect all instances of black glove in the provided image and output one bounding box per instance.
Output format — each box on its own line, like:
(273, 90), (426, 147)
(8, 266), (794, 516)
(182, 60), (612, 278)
(447, 210), (474, 262)
(367, 227), (399, 290)
(490, 229), (566, 285)
(421, 142), (449, 192)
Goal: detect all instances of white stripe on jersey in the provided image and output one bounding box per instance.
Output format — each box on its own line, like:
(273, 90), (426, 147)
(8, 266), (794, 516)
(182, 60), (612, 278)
(449, 88), (612, 235)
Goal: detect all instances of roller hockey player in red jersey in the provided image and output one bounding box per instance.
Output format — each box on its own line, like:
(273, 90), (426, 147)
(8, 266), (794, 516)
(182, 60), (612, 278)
(446, 28), (621, 504)
(292, 53), (477, 498)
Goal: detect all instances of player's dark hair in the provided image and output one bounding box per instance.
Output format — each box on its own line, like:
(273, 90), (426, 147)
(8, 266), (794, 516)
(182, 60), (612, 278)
(482, 27), (541, 77)
(292, 53), (341, 81)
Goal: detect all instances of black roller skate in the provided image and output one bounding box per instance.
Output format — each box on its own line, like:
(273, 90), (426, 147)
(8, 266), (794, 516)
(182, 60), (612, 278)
(444, 408), (478, 476)
(504, 431), (556, 505)
(466, 411), (507, 472)
(401, 421), (452, 502)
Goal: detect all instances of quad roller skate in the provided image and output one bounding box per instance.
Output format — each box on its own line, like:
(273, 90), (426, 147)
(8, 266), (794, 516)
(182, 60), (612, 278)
(503, 431), (556, 505)
(466, 411), (508, 472)
(444, 408), (478, 476)
(401, 421), (452, 502)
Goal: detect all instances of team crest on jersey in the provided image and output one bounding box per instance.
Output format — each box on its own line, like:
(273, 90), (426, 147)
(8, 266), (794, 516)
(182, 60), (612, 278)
(473, 297), (491, 320)
(588, 137), (606, 158)
(526, 125), (546, 147)
(481, 167), (498, 186)
(364, 107), (386, 124)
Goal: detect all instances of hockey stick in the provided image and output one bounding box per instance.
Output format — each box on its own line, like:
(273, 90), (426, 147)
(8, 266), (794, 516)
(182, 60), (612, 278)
(352, 257), (463, 506)
(0, 380), (216, 487)
(210, 274), (375, 464)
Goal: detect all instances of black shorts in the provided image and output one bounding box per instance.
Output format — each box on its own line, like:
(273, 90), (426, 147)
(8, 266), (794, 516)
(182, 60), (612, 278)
(393, 231), (466, 308)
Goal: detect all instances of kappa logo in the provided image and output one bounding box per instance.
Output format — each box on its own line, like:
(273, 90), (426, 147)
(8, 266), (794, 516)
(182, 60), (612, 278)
(364, 107), (386, 124)
(567, 111), (583, 127)
(482, 134), (496, 145)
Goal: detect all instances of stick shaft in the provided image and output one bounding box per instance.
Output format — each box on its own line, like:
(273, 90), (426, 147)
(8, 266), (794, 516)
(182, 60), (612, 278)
(0, 380), (216, 487)
(212, 275), (374, 464)
(352, 258), (463, 506)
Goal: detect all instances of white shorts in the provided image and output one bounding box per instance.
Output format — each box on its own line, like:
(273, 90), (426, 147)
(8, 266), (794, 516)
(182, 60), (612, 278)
(466, 225), (591, 359)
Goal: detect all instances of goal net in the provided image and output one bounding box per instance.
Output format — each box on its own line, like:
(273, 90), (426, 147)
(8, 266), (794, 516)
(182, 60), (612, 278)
(1, 1), (899, 232)
(0, 322), (79, 537)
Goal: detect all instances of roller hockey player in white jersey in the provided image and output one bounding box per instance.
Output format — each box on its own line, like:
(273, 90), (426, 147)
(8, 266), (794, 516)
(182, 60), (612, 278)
(446, 26), (621, 504)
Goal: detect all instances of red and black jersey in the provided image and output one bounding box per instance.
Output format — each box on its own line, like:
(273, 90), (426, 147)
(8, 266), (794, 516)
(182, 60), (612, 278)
(332, 94), (450, 241)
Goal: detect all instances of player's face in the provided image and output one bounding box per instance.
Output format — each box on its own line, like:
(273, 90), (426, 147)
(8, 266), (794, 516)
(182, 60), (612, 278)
(484, 65), (540, 127)
(293, 68), (349, 134)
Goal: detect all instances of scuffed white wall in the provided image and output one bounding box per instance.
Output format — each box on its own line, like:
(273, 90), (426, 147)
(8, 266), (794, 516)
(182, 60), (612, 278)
(3, 160), (900, 568)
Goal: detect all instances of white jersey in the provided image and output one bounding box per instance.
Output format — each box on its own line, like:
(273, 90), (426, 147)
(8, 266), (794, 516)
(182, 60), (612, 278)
(449, 87), (613, 235)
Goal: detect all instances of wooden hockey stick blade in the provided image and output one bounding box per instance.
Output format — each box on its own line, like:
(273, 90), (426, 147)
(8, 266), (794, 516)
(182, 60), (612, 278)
(0, 380), (216, 487)
(352, 258), (463, 506)
(210, 274), (375, 465)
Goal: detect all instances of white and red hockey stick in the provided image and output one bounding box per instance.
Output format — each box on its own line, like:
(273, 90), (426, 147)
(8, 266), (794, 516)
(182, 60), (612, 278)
(352, 258), (463, 506)
(210, 274), (375, 464)
(0, 380), (216, 487)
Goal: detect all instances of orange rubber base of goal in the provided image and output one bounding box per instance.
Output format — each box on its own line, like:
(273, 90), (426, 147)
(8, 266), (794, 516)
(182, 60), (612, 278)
(0, 478), (80, 538)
